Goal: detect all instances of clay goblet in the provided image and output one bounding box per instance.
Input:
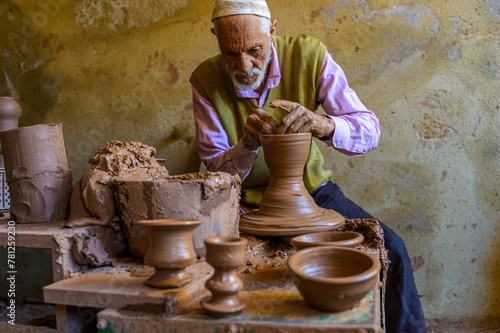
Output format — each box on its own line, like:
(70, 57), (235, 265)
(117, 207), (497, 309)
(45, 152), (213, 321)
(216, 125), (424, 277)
(288, 246), (381, 312)
(290, 231), (364, 250)
(139, 219), (202, 289)
(201, 236), (248, 317)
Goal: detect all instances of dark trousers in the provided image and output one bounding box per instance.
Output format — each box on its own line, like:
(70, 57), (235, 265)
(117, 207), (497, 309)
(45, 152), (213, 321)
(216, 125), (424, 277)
(310, 182), (427, 333)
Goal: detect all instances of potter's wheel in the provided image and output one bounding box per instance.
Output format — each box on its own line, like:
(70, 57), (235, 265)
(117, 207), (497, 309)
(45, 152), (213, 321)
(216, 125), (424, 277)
(239, 208), (345, 236)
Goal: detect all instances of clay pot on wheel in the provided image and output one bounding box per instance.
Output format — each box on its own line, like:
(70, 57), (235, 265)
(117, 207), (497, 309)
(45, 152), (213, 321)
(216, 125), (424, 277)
(201, 236), (248, 317)
(139, 219), (202, 289)
(240, 133), (345, 236)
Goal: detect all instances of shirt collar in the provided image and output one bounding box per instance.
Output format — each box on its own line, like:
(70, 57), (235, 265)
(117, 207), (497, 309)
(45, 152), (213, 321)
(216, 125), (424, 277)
(234, 41), (281, 99)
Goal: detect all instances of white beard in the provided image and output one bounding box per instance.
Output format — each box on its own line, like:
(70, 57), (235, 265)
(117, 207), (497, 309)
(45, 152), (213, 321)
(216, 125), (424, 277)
(225, 45), (273, 91)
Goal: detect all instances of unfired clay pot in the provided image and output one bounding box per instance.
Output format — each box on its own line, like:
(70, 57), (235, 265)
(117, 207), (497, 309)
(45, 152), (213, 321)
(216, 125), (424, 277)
(201, 236), (248, 317)
(288, 246), (381, 312)
(240, 133), (345, 236)
(0, 123), (72, 223)
(0, 97), (22, 212)
(138, 219), (202, 289)
(291, 231), (364, 250)
(0, 97), (22, 167)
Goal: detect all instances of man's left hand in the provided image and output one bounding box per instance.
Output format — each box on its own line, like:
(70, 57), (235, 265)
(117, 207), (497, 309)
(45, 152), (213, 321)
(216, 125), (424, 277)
(270, 100), (335, 138)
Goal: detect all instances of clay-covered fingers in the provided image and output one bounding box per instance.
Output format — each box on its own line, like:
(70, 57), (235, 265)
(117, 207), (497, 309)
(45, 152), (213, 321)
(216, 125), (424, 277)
(242, 108), (278, 150)
(271, 99), (335, 138)
(272, 100), (311, 134)
(253, 108), (278, 133)
(269, 99), (299, 113)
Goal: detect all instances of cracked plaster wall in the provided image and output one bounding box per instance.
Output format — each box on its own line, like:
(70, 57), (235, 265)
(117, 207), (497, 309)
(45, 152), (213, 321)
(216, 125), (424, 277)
(0, 0), (499, 322)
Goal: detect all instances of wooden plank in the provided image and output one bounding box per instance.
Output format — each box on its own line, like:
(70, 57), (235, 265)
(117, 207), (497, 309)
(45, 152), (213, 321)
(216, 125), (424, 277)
(44, 261), (213, 315)
(96, 281), (381, 333)
(91, 264), (381, 332)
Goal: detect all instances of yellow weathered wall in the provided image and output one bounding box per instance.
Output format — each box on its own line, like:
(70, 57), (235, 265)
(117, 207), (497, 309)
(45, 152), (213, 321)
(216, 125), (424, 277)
(1, 0), (499, 321)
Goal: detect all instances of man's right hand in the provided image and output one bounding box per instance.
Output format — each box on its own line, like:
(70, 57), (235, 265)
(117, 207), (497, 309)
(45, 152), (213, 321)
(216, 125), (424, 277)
(242, 108), (278, 150)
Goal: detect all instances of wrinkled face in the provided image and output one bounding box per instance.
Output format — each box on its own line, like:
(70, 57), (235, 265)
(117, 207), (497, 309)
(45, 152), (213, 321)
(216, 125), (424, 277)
(213, 15), (276, 90)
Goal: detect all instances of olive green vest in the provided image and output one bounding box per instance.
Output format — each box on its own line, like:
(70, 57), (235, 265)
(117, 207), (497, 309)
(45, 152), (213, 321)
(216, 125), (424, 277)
(190, 34), (332, 209)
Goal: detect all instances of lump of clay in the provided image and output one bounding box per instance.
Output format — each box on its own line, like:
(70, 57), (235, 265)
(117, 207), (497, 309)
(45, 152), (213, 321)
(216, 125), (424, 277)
(65, 140), (168, 228)
(90, 140), (169, 181)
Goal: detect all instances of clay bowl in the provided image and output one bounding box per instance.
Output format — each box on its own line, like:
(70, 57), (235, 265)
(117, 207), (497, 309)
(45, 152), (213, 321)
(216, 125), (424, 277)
(288, 246), (381, 312)
(290, 231), (364, 250)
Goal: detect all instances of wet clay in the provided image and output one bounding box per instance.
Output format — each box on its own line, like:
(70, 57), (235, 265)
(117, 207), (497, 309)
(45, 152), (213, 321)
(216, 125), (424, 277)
(139, 219), (201, 289)
(114, 171), (241, 258)
(0, 123), (72, 223)
(170, 171), (240, 199)
(0, 97), (22, 168)
(290, 231), (364, 250)
(240, 133), (345, 236)
(201, 237), (248, 317)
(288, 246), (381, 312)
(89, 140), (169, 180)
(65, 140), (169, 228)
(71, 227), (126, 267)
(65, 170), (115, 228)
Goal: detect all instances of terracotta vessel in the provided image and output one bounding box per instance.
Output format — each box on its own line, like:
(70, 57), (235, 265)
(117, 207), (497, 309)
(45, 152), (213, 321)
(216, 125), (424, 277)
(291, 231), (364, 250)
(0, 123), (72, 223)
(201, 236), (248, 317)
(0, 97), (22, 213)
(240, 133), (345, 236)
(0, 97), (22, 168)
(288, 246), (381, 312)
(138, 219), (202, 289)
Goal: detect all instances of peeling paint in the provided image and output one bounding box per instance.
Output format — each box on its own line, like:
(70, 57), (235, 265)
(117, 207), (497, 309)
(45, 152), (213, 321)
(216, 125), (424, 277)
(449, 16), (462, 35)
(75, 0), (188, 31)
(482, 0), (500, 23)
(447, 43), (462, 61)
(481, 57), (498, 78)
(319, 1), (440, 82)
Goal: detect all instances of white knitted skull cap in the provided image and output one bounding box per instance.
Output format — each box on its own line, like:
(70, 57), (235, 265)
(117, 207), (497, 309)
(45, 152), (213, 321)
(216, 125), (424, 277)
(211, 0), (271, 21)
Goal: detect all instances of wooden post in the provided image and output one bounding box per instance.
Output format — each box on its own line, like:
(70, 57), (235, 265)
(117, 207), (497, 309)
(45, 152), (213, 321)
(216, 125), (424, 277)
(0, 123), (72, 223)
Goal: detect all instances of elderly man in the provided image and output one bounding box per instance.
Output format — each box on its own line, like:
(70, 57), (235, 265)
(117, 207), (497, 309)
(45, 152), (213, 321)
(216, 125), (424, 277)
(190, 1), (426, 332)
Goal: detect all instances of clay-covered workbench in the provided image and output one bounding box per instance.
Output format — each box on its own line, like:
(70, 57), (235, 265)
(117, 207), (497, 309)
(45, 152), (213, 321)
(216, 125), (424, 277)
(42, 233), (383, 333)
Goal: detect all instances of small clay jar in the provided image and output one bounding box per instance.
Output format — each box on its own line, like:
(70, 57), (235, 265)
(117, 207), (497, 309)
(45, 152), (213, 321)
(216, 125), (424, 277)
(0, 97), (22, 168)
(201, 236), (248, 317)
(139, 219), (202, 289)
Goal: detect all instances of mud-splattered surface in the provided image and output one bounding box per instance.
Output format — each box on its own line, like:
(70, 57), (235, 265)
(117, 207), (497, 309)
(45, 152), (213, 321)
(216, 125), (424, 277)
(170, 171), (240, 199)
(114, 171), (241, 257)
(240, 218), (386, 285)
(90, 140), (169, 180)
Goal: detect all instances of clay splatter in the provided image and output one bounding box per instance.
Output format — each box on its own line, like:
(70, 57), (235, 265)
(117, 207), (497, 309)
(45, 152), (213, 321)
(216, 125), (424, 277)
(310, 7), (323, 23)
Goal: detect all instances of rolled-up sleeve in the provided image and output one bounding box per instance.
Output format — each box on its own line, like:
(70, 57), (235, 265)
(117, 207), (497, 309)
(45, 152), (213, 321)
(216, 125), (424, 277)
(316, 50), (380, 156)
(192, 86), (258, 181)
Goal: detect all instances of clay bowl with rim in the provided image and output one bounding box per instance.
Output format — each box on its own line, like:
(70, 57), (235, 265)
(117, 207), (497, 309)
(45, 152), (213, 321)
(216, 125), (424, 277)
(288, 246), (381, 312)
(290, 231), (364, 250)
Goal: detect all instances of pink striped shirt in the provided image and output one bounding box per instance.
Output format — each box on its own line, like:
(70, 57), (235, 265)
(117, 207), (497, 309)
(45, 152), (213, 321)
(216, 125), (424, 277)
(192, 42), (380, 181)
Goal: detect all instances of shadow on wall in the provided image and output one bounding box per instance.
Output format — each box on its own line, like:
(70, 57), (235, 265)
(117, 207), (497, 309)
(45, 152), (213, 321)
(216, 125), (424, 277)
(155, 121), (201, 176)
(493, 233), (500, 320)
(0, 1), (59, 126)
